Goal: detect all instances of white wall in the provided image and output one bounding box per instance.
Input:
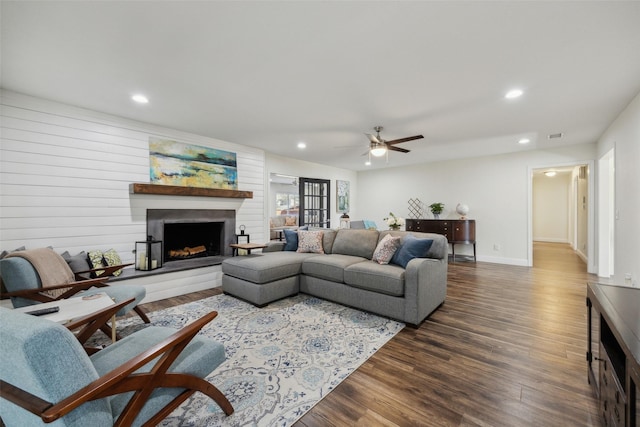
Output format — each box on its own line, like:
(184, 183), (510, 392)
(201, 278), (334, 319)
(597, 91), (640, 287)
(0, 90), (265, 301)
(266, 153), (357, 229)
(356, 144), (597, 266)
(532, 172), (571, 243)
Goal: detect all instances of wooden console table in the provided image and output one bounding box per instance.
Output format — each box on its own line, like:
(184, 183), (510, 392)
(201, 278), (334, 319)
(586, 282), (640, 427)
(406, 219), (476, 262)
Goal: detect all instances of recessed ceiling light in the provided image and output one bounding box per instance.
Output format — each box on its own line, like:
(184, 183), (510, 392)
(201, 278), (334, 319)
(131, 94), (149, 104)
(505, 89), (523, 99)
(297, 142), (306, 149)
(544, 171), (557, 177)
(518, 138), (530, 144)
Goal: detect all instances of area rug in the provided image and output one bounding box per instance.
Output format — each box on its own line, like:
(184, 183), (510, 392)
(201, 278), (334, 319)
(99, 294), (404, 426)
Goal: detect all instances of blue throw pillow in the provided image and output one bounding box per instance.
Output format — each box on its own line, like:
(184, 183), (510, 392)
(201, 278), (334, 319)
(283, 229), (299, 251)
(391, 235), (434, 268)
(283, 226), (308, 251)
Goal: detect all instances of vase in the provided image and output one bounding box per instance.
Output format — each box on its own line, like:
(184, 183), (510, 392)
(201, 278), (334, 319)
(433, 213), (440, 219)
(390, 225), (400, 230)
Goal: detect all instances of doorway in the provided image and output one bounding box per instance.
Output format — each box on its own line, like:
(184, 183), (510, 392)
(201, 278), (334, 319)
(299, 177), (330, 228)
(529, 161), (594, 273)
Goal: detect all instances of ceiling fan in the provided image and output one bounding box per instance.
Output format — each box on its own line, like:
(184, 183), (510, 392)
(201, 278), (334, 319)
(364, 126), (424, 158)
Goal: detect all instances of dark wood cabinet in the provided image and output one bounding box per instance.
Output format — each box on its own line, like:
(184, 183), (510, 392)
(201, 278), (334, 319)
(406, 219), (476, 262)
(587, 283), (640, 427)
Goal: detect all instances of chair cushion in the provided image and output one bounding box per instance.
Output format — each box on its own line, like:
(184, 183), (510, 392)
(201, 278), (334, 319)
(80, 284), (146, 317)
(0, 307), (113, 427)
(91, 325), (226, 426)
(344, 262), (406, 296)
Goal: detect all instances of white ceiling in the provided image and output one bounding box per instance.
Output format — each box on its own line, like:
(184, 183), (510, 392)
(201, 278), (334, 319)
(2, 1), (640, 171)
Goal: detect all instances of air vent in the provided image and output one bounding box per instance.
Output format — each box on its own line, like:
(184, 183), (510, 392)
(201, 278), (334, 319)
(548, 133), (563, 139)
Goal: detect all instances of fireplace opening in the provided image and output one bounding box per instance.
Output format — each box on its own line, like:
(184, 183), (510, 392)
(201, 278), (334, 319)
(147, 209), (236, 265)
(164, 222), (223, 262)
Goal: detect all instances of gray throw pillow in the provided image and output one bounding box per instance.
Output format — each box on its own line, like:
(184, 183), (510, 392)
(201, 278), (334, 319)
(61, 251), (91, 274)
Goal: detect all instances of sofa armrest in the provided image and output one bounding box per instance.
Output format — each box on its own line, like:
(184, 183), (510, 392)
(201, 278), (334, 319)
(403, 257), (447, 325)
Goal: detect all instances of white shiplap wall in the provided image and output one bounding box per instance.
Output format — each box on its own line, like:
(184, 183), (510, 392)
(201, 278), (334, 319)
(0, 90), (265, 302)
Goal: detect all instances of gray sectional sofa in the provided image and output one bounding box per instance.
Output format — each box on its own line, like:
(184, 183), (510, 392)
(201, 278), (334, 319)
(221, 229), (447, 326)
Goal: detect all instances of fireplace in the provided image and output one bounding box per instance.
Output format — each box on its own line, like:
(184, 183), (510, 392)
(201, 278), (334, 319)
(147, 209), (236, 264)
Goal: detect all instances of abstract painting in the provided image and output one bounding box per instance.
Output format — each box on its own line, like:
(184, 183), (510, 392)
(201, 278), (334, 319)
(149, 138), (237, 190)
(336, 179), (350, 213)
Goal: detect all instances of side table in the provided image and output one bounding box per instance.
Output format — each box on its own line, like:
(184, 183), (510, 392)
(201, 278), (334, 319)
(230, 243), (267, 256)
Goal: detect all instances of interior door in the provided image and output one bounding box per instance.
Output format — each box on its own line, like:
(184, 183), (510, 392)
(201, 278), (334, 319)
(299, 177), (330, 228)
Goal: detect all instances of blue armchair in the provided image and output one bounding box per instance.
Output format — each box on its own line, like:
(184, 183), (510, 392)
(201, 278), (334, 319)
(0, 307), (234, 426)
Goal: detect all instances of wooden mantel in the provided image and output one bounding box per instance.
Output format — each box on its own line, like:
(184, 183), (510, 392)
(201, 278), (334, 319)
(130, 183), (253, 199)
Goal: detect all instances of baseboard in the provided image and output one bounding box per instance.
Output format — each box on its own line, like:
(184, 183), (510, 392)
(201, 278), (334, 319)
(476, 255), (529, 266)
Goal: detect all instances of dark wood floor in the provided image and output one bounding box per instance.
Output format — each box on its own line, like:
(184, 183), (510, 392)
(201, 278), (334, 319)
(139, 242), (601, 426)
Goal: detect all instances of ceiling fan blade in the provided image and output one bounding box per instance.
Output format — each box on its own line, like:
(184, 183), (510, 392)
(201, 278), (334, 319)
(388, 145), (410, 153)
(385, 135), (424, 145)
(365, 133), (381, 144)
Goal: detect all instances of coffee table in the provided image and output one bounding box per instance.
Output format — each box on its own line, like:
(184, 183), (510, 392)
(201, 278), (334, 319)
(14, 292), (118, 342)
(230, 242), (268, 256)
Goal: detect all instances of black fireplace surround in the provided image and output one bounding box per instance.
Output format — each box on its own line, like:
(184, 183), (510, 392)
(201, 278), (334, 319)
(147, 209), (236, 264)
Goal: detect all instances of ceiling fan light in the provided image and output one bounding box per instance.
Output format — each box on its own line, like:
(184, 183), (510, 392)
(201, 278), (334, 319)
(370, 146), (387, 157)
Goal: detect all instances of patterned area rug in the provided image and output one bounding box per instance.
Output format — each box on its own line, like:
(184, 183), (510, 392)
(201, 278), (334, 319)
(99, 294), (404, 426)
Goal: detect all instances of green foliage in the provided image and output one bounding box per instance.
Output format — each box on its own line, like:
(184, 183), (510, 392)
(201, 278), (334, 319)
(429, 203), (444, 214)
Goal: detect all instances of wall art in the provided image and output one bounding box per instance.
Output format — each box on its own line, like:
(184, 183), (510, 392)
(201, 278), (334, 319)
(149, 138), (237, 190)
(336, 180), (350, 213)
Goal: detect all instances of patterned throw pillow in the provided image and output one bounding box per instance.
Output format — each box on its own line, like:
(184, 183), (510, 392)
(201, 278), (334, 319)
(87, 250), (106, 277)
(103, 248), (124, 276)
(297, 230), (325, 254)
(372, 234), (402, 264)
(285, 216), (297, 226)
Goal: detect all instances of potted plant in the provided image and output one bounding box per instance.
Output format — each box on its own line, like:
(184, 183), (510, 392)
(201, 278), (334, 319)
(429, 203), (444, 219)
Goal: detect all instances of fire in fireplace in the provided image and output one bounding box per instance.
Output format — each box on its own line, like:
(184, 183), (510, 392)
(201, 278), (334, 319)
(147, 209), (236, 263)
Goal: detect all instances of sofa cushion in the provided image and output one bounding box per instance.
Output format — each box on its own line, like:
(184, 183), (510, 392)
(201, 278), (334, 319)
(372, 234), (401, 265)
(331, 229), (380, 259)
(391, 235), (434, 268)
(297, 230), (325, 254)
(308, 227), (337, 254)
(302, 254), (366, 283)
(222, 252), (318, 284)
(344, 262), (405, 297)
